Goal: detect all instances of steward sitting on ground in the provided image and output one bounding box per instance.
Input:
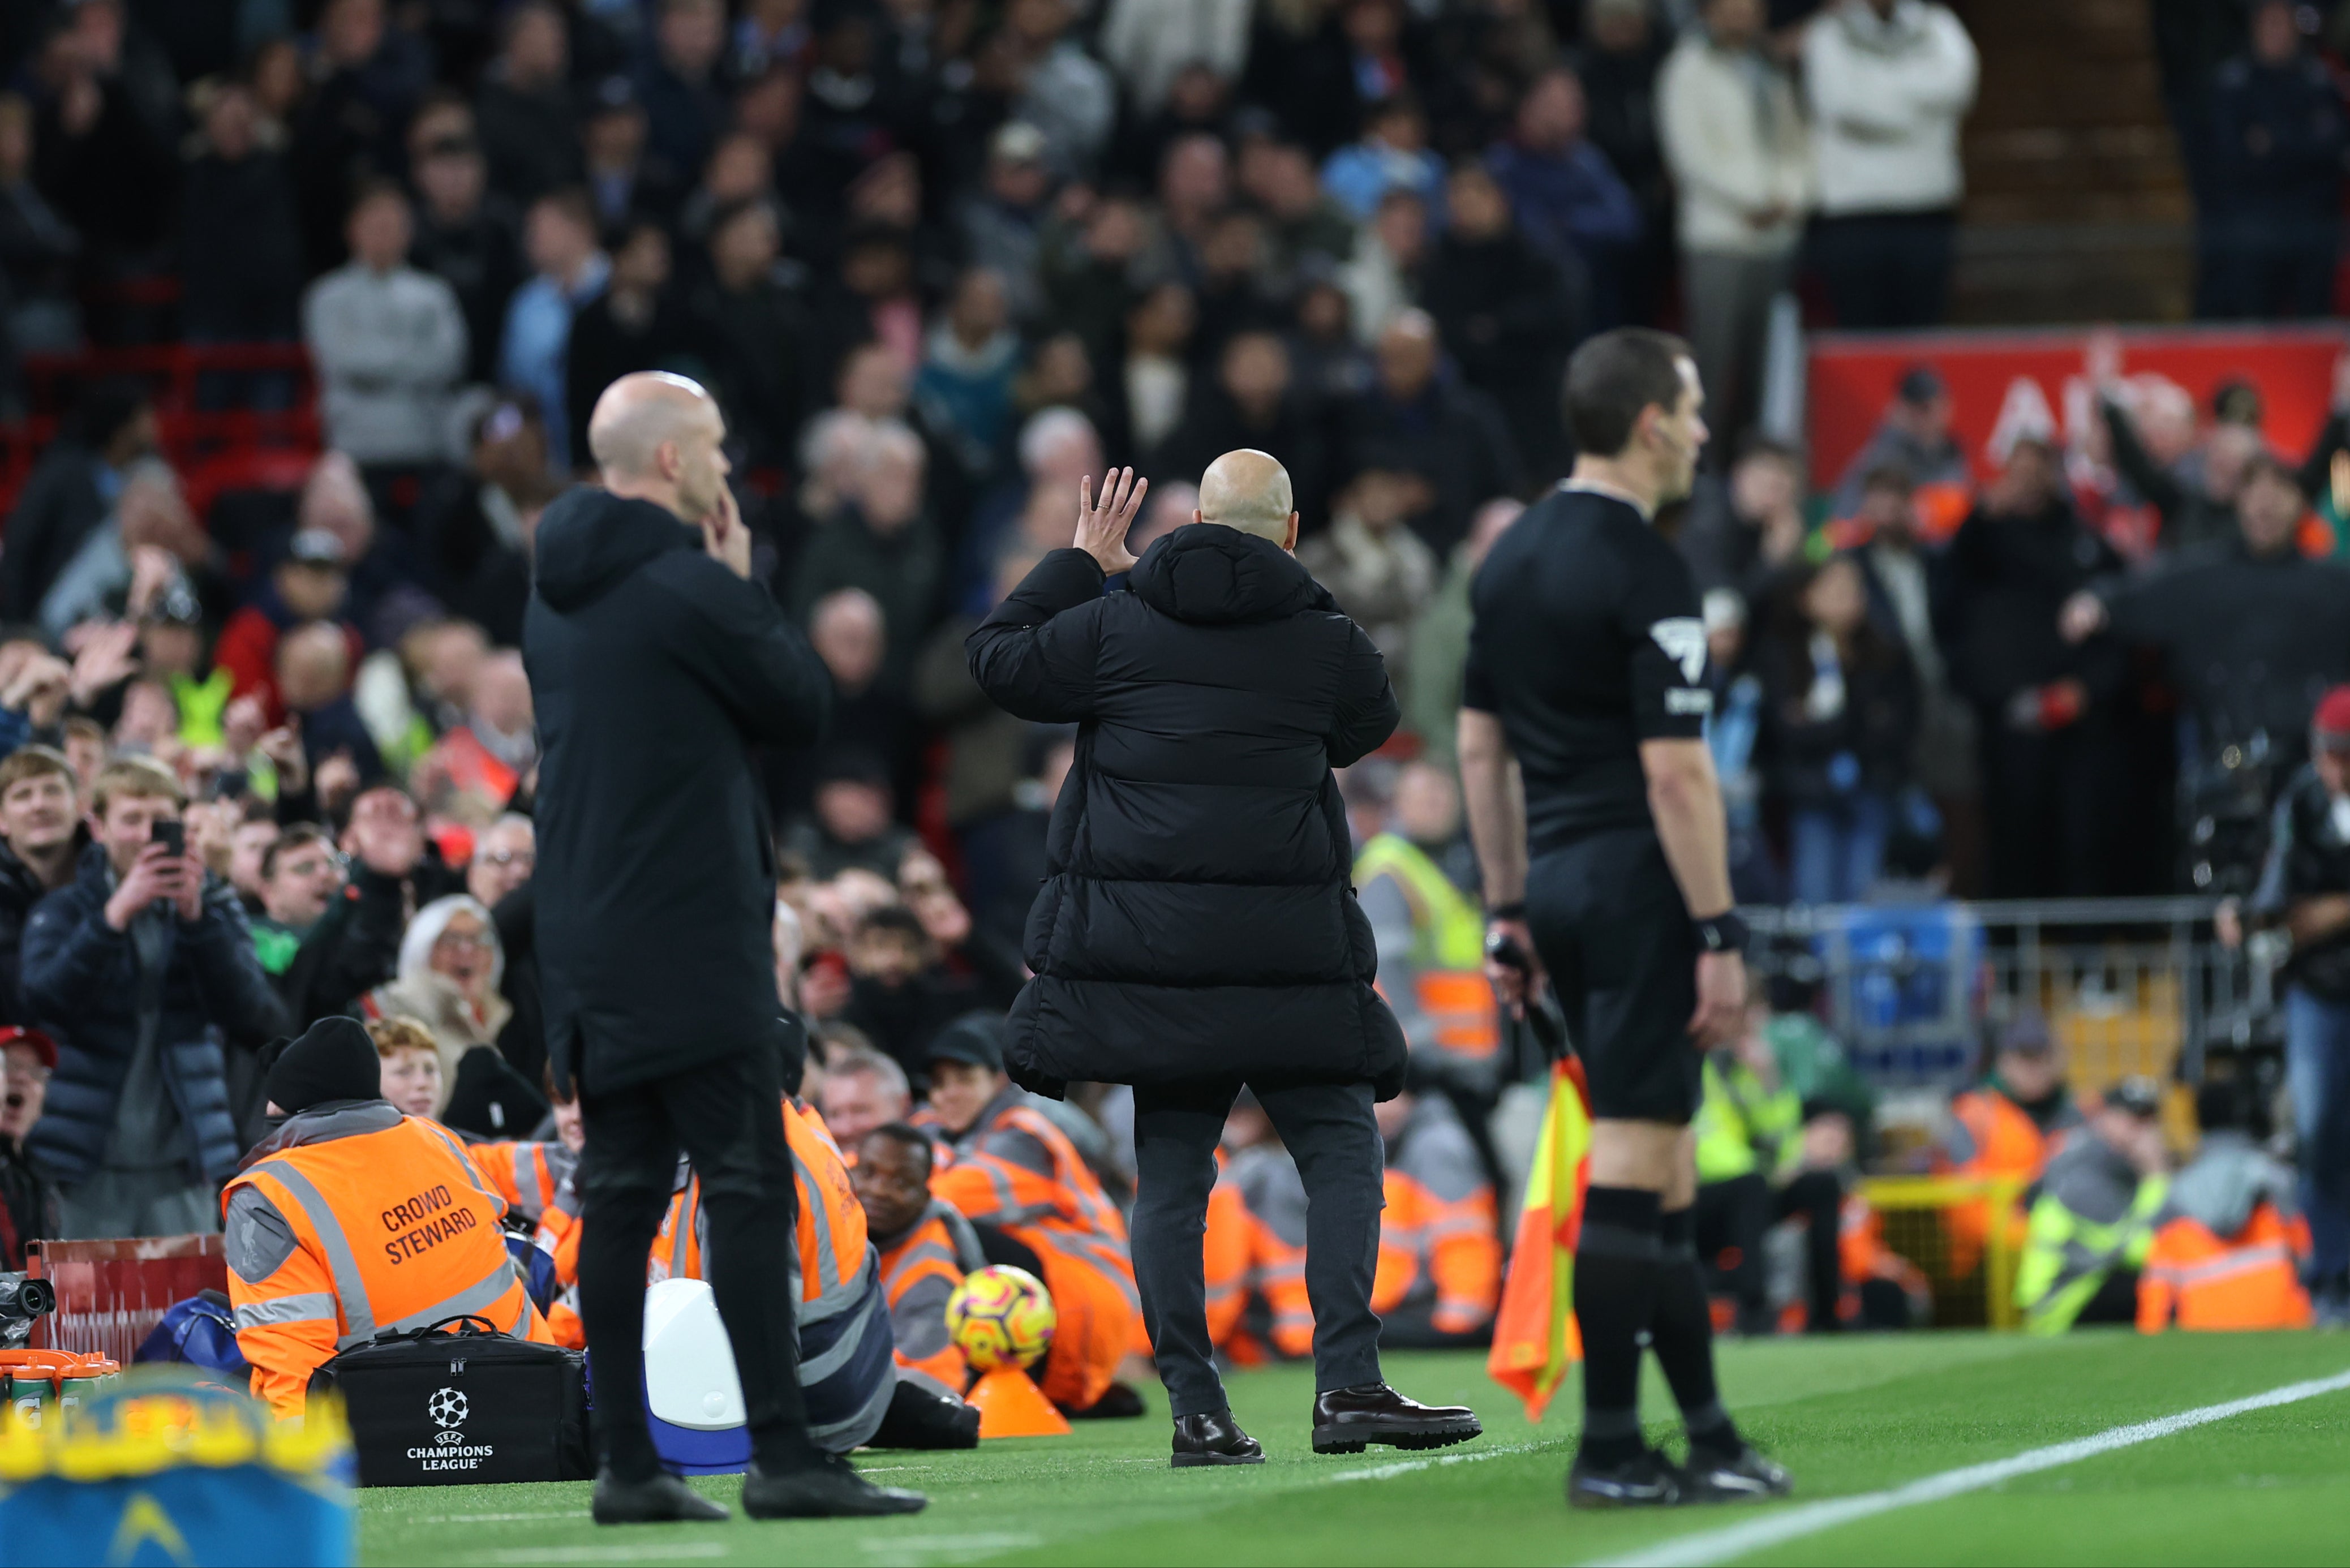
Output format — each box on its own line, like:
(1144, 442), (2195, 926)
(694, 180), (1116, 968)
(853, 1123), (990, 1390)
(2138, 1079), (2312, 1332)
(225, 1016), (554, 1419)
(2017, 1075), (2169, 1334)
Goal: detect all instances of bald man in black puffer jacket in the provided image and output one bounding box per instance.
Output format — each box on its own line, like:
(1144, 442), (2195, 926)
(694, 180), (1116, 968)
(968, 453), (1481, 1470)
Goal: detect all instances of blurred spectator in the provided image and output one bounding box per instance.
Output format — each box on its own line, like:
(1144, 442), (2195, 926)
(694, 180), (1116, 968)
(691, 198), (807, 470)
(371, 1012), (445, 1119)
(960, 123), (1055, 328)
(0, 92), (81, 354)
(415, 398), (552, 647)
(1404, 496), (1520, 764)
(28, 4), (178, 279)
(1115, 282), (1198, 471)
(1373, 1084), (1501, 1345)
(579, 75), (684, 234)
(1338, 310), (1520, 552)
(1804, 0), (1979, 329)
(1006, 0), (1115, 178)
(2071, 457), (2350, 786)
(23, 758), (284, 1237)
(1295, 277), (1373, 406)
(2243, 686), (2350, 1322)
(467, 815), (536, 911)
(304, 182), (468, 469)
(1832, 366), (1967, 517)
(287, 0), (435, 272)
(1421, 158), (1579, 482)
(792, 423), (942, 687)
(1484, 67), (1639, 332)
(500, 190), (609, 474)
(1338, 186), (1427, 345)
(794, 590), (921, 813)
(732, 0), (814, 79)
(637, 0), (731, 181)
(0, 1025), (53, 1268)
(1940, 440), (2123, 899)
(2015, 1075), (2168, 1331)
(1038, 192), (1148, 372)
(564, 221), (695, 474)
(278, 620), (385, 785)
(1679, 436), (1811, 605)
(180, 78), (302, 356)
(1758, 557), (1918, 904)
(1, 386), (156, 622)
(421, 649), (535, 817)
(1657, 0), (1811, 456)
(474, 1), (582, 207)
(1238, 137), (1357, 289)
(212, 530), (356, 725)
(1571, 0), (1672, 328)
(783, 745), (918, 881)
(1099, 0), (1252, 117)
(1106, 61), (1238, 196)
(408, 117), (522, 389)
(840, 903), (978, 1083)
(1300, 470), (1438, 684)
(37, 454), (205, 643)
(1321, 93), (1443, 224)
(1702, 587), (1778, 905)
(1141, 132), (1230, 293)
(917, 269), (1022, 480)
(2095, 355), (2266, 555)
(1163, 332), (1328, 526)
(0, 747), (83, 1023)
(2201, 1), (2344, 321)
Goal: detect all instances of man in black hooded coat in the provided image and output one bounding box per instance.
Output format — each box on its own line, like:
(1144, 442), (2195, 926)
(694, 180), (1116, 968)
(967, 453), (1481, 1468)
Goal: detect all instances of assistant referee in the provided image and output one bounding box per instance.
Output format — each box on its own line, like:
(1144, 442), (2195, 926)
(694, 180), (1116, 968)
(1458, 329), (1792, 1510)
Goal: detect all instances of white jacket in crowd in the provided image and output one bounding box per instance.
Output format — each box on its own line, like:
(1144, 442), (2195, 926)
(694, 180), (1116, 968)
(303, 261), (468, 466)
(1099, 0), (1253, 114)
(1803, 0), (1978, 217)
(1656, 29), (1813, 256)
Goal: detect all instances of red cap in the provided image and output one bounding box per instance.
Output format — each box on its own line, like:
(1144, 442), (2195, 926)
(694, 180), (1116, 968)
(0, 1026), (57, 1072)
(2316, 686), (2350, 745)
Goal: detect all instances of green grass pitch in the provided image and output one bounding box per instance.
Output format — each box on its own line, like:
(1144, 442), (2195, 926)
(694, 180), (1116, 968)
(357, 1334), (2350, 1566)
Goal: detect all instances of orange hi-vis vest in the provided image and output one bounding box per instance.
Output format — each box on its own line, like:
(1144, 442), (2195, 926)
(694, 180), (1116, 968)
(469, 1140), (577, 1225)
(1201, 1153), (1252, 1354)
(933, 1090), (1140, 1410)
(2137, 1204), (2314, 1333)
(1943, 1085), (2067, 1277)
(532, 1167), (585, 1350)
(651, 1101), (870, 1318)
(874, 1200), (987, 1390)
(1369, 1098), (1501, 1335)
(224, 1103), (553, 1419)
(1224, 1144), (1314, 1358)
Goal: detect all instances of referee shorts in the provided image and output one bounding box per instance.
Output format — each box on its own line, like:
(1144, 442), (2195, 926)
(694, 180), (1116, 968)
(1526, 826), (1702, 1125)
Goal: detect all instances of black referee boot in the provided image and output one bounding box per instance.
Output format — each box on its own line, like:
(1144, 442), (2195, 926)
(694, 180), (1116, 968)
(1310, 1384), (1482, 1454)
(1172, 1408), (1265, 1467)
(1680, 1442), (1793, 1503)
(741, 1454), (928, 1518)
(1567, 1448), (1683, 1510)
(591, 1468), (730, 1524)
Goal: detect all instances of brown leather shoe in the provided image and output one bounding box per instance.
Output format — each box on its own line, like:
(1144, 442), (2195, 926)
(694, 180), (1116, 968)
(1310, 1384), (1482, 1455)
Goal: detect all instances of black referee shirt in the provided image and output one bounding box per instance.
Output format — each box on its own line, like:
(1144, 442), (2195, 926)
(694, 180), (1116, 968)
(1462, 486), (1711, 854)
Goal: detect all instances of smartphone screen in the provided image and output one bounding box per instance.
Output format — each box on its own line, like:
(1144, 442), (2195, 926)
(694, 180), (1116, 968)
(150, 819), (185, 857)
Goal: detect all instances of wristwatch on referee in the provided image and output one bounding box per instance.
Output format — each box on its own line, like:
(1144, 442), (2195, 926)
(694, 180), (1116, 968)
(1691, 910), (1748, 954)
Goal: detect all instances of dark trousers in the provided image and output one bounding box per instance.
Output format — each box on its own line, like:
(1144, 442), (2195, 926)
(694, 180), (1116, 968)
(1694, 1170), (1844, 1334)
(577, 1047), (810, 1480)
(1812, 209), (1958, 330)
(1978, 719), (2116, 900)
(1132, 1080), (1384, 1418)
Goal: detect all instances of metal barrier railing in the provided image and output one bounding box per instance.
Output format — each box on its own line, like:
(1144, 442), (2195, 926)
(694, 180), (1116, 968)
(1858, 1175), (2025, 1330)
(1746, 897), (2269, 1120)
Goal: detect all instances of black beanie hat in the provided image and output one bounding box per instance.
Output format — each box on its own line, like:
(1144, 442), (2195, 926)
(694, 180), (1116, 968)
(265, 1016), (385, 1115)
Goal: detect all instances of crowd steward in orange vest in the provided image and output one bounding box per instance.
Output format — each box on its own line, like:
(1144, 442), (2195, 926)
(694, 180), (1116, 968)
(224, 1017), (554, 1419)
(852, 1123), (991, 1392)
(919, 1014), (1147, 1417)
(1369, 1087), (1502, 1344)
(1939, 1011), (2081, 1275)
(2139, 1079), (2313, 1333)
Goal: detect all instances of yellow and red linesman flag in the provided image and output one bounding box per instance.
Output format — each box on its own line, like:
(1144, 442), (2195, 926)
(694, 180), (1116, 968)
(1485, 1056), (1593, 1423)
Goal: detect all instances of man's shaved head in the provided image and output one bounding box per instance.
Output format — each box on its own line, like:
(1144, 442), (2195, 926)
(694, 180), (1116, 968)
(1196, 448), (1296, 547)
(587, 371), (731, 520)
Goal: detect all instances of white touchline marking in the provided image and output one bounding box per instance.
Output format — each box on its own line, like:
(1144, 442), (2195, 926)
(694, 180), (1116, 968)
(411, 1511), (581, 1524)
(478, 1543), (729, 1566)
(1322, 1440), (1553, 1484)
(1594, 1367), (2350, 1568)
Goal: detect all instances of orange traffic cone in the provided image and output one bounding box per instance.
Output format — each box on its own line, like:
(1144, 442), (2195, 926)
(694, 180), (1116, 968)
(964, 1365), (1071, 1438)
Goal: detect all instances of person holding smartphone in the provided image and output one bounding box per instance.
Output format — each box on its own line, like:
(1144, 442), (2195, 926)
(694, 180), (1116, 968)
(19, 757), (286, 1239)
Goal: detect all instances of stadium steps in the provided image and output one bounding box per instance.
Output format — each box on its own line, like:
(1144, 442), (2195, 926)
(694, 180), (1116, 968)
(1952, 0), (2194, 323)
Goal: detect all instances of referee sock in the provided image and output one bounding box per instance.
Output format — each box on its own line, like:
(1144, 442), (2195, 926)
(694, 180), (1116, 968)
(1653, 1205), (1742, 1458)
(1573, 1185), (1662, 1468)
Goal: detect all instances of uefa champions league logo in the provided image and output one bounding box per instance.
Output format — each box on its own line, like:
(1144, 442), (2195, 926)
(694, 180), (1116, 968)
(428, 1387), (469, 1429)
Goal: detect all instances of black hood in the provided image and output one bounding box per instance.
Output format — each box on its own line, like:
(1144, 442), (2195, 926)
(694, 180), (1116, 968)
(532, 486), (701, 612)
(1129, 525), (1332, 626)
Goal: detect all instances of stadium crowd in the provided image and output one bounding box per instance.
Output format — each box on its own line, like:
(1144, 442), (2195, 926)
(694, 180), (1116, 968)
(0, 0), (2344, 1428)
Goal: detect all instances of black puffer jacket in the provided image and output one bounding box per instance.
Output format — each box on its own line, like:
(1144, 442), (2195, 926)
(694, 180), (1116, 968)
(967, 527), (1407, 1100)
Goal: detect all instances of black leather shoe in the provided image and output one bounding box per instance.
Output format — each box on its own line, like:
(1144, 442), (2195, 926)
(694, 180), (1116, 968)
(1172, 1409), (1265, 1468)
(591, 1468), (729, 1524)
(1066, 1381), (1148, 1420)
(1681, 1443), (1794, 1503)
(1567, 1448), (1683, 1509)
(1310, 1384), (1481, 1455)
(740, 1454), (929, 1519)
